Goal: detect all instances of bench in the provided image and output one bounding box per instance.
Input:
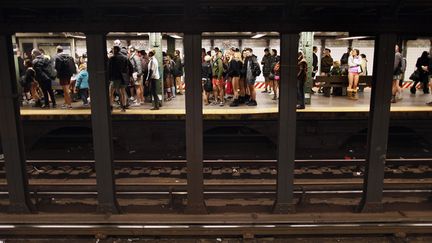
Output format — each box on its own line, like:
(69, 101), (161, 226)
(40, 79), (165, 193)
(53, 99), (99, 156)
(315, 76), (373, 97)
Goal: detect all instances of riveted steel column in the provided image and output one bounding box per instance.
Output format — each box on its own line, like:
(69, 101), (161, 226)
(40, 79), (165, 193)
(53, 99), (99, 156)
(359, 33), (397, 213)
(184, 33), (207, 214)
(0, 34), (33, 213)
(86, 33), (120, 214)
(273, 33), (299, 213)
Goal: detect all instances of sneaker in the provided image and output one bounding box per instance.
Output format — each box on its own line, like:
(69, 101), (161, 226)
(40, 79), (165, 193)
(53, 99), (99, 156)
(150, 106), (159, 110)
(261, 90), (268, 93)
(131, 101), (140, 107)
(247, 100), (257, 106)
(61, 104), (67, 109)
(219, 101), (224, 107)
(67, 105), (73, 109)
(210, 101), (218, 106)
(296, 104), (305, 109)
(410, 87), (416, 94)
(41, 104), (49, 109)
(130, 97), (136, 102)
(52, 104), (57, 108)
(121, 106), (126, 112)
(229, 99), (239, 107)
(427, 101), (432, 106)
(391, 96), (396, 103)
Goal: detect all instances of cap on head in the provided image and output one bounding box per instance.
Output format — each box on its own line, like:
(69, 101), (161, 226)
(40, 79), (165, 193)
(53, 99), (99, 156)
(56, 45), (63, 52)
(114, 39), (121, 47)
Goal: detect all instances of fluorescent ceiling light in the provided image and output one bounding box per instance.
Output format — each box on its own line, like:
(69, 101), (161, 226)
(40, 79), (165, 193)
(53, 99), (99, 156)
(169, 34), (183, 39)
(251, 33), (266, 39)
(336, 36), (371, 40)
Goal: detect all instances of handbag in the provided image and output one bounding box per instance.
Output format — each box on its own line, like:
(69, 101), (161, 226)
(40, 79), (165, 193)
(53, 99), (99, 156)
(409, 70), (420, 81)
(357, 65), (363, 74)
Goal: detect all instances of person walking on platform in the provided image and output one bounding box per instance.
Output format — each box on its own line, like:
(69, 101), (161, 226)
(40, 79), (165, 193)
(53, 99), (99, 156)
(146, 49), (161, 110)
(75, 64), (90, 107)
(340, 47), (352, 75)
(211, 50), (225, 106)
(128, 46), (143, 106)
(358, 53), (368, 93)
(392, 45), (403, 103)
(320, 48), (334, 96)
(297, 51), (307, 110)
(271, 49), (280, 100)
(347, 49), (362, 100)
(32, 49), (57, 109)
(173, 50), (184, 95)
(108, 45), (132, 112)
(202, 55), (213, 105)
(261, 48), (273, 94)
(411, 51), (430, 95)
(243, 48), (261, 106)
(228, 52), (242, 107)
(54, 46), (76, 109)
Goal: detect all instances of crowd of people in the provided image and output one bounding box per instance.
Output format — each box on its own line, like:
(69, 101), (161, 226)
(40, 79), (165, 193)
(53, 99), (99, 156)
(16, 41), (432, 111)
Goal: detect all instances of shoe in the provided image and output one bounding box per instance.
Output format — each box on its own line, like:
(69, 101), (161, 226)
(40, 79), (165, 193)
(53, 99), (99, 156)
(296, 104), (305, 109)
(121, 106), (126, 112)
(150, 106), (159, 110)
(33, 100), (42, 107)
(52, 104), (57, 108)
(427, 101), (432, 106)
(261, 90), (268, 93)
(247, 100), (257, 106)
(424, 90), (430, 94)
(131, 101), (140, 107)
(130, 97), (136, 102)
(61, 104), (67, 109)
(391, 96), (396, 103)
(410, 87), (416, 94)
(238, 96), (245, 104)
(41, 104), (49, 109)
(67, 105), (73, 109)
(272, 96), (277, 100)
(219, 101), (224, 107)
(229, 99), (239, 107)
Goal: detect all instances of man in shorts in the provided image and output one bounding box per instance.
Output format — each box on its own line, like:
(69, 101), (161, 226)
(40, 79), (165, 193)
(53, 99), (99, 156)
(243, 48), (261, 106)
(54, 46), (76, 109)
(109, 45), (132, 112)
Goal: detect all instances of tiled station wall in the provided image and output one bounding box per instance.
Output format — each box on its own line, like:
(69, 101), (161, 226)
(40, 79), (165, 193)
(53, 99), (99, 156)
(75, 38), (432, 82)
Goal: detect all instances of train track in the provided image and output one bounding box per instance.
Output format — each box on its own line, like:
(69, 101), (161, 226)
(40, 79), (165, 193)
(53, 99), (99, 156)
(0, 159), (431, 180)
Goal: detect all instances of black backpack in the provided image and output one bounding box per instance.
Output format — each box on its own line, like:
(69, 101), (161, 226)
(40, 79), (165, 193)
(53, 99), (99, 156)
(251, 58), (261, 77)
(57, 55), (76, 77)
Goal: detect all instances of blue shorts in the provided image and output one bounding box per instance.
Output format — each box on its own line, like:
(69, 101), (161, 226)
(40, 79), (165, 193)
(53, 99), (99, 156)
(247, 78), (256, 86)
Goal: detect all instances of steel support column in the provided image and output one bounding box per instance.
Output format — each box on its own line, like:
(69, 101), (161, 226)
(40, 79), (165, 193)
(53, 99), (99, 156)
(184, 33), (207, 213)
(273, 33), (300, 213)
(86, 33), (120, 214)
(359, 33), (397, 213)
(0, 34), (32, 213)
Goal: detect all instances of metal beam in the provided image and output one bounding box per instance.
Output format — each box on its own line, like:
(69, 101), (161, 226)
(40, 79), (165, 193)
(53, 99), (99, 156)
(184, 33), (207, 214)
(0, 34), (33, 213)
(359, 33), (397, 213)
(85, 33), (120, 214)
(273, 33), (299, 213)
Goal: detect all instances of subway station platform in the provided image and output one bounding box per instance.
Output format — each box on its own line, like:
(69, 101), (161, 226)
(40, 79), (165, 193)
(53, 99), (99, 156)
(19, 86), (432, 120)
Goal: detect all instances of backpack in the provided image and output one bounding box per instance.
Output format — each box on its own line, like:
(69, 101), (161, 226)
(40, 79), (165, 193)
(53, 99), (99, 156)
(44, 58), (57, 80)
(401, 57), (407, 73)
(251, 58), (261, 77)
(57, 55), (76, 77)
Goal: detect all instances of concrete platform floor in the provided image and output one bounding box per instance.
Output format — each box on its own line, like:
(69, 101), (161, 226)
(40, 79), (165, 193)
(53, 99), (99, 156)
(19, 86), (432, 116)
